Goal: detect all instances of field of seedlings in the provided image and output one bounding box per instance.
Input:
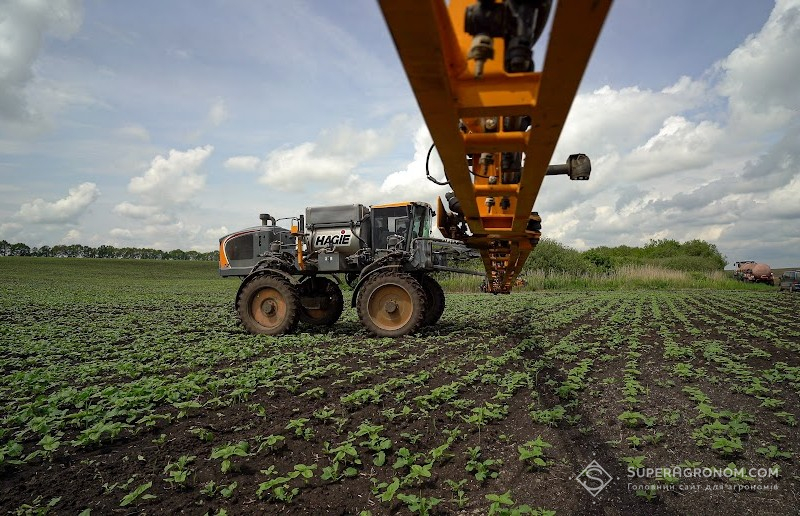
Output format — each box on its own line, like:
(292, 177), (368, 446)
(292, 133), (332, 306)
(1, 258), (799, 515)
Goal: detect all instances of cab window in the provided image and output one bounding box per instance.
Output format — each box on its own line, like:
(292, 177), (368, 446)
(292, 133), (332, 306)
(372, 206), (410, 249)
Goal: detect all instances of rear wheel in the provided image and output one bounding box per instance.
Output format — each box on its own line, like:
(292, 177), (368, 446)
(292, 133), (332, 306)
(237, 274), (300, 335)
(299, 277), (344, 326)
(357, 271), (425, 337)
(417, 274), (445, 326)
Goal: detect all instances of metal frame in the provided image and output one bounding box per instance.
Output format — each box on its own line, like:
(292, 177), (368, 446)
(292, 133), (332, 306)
(379, 0), (612, 292)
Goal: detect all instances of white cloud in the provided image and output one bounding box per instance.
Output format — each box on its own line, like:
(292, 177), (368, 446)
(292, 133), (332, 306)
(718, 0), (800, 133)
(115, 124), (150, 141)
(188, 98), (230, 140)
(224, 155), (260, 171)
(555, 77), (708, 159)
(108, 220), (221, 251)
(112, 146), (213, 243)
(0, 0), (83, 128)
(208, 98), (228, 126)
(205, 226), (229, 240)
(623, 116), (724, 179)
(260, 142), (346, 189)
(109, 228), (133, 239)
(127, 145), (213, 205)
(315, 124), (450, 208)
(378, 125), (450, 202)
(0, 222), (23, 238)
(16, 182), (99, 224)
(60, 228), (81, 244)
(113, 202), (173, 224)
(528, 1), (799, 268)
(256, 117), (412, 191)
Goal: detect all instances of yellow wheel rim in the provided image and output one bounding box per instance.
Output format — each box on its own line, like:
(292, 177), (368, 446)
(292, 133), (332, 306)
(250, 287), (288, 330)
(366, 283), (413, 332)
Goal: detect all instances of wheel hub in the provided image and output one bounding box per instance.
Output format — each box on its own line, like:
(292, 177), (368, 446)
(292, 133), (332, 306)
(367, 283), (412, 331)
(261, 299), (277, 316)
(250, 288), (287, 330)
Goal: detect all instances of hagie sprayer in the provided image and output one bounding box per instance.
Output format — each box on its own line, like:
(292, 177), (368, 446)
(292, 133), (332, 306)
(220, 0), (612, 336)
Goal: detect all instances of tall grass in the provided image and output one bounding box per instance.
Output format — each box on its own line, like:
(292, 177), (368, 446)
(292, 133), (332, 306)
(436, 265), (775, 292)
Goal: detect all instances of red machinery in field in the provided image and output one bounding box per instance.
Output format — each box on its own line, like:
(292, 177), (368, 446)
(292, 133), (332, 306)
(734, 261), (774, 285)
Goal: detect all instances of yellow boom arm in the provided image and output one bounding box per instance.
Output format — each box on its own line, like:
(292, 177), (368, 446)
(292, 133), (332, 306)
(379, 0), (612, 292)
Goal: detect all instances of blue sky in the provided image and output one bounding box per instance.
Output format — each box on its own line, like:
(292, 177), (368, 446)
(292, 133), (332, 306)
(1, 0), (798, 267)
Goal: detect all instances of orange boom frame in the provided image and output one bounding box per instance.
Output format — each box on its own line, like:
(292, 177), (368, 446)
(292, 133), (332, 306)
(379, 0), (612, 292)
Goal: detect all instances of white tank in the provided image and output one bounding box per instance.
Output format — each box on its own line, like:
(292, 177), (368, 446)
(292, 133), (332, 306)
(309, 226), (361, 255)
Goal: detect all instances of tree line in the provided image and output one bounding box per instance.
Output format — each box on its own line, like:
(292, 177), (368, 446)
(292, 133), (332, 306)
(523, 238), (728, 275)
(0, 240), (219, 261)
(1, 237), (727, 271)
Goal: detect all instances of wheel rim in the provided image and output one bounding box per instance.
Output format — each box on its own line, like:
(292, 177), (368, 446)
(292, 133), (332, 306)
(250, 287), (288, 330)
(366, 282), (413, 331)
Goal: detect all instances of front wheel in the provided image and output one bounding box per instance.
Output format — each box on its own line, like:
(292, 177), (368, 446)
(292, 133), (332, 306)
(236, 274), (300, 335)
(356, 272), (425, 337)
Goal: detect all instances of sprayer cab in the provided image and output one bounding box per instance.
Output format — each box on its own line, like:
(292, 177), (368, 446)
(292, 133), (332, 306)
(368, 202), (433, 253)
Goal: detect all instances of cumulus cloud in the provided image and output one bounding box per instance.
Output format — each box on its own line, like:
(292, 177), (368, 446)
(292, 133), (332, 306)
(109, 220), (218, 251)
(377, 125), (450, 201)
(0, 0), (83, 127)
(231, 116), (413, 191)
(112, 146), (218, 248)
(623, 116), (724, 179)
(315, 124), (450, 208)
(556, 76), (709, 158)
(16, 182), (99, 224)
(718, 0), (800, 133)
(126, 145), (213, 205)
(113, 202), (173, 224)
(0, 222), (23, 238)
(205, 226), (229, 240)
(530, 0), (800, 267)
(60, 228), (81, 244)
(109, 228), (133, 239)
(224, 155), (260, 171)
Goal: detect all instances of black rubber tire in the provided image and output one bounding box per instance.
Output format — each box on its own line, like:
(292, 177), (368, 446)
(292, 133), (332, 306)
(356, 271), (425, 337)
(418, 274), (445, 326)
(298, 277), (344, 326)
(236, 274), (300, 335)
(345, 272), (359, 288)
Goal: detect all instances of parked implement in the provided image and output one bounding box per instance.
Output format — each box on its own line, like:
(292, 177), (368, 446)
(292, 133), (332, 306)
(219, 203), (478, 336)
(733, 261), (775, 285)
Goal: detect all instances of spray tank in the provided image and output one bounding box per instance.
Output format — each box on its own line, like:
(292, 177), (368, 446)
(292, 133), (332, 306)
(734, 261), (774, 284)
(305, 205), (369, 271)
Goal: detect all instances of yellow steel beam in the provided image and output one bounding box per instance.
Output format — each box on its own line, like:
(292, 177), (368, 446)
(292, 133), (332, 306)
(510, 0), (613, 233)
(379, 0), (611, 292)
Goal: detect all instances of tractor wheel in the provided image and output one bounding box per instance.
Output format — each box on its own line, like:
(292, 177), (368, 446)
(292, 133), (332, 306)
(299, 277), (344, 326)
(237, 274), (300, 335)
(417, 274), (445, 326)
(357, 271), (425, 337)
